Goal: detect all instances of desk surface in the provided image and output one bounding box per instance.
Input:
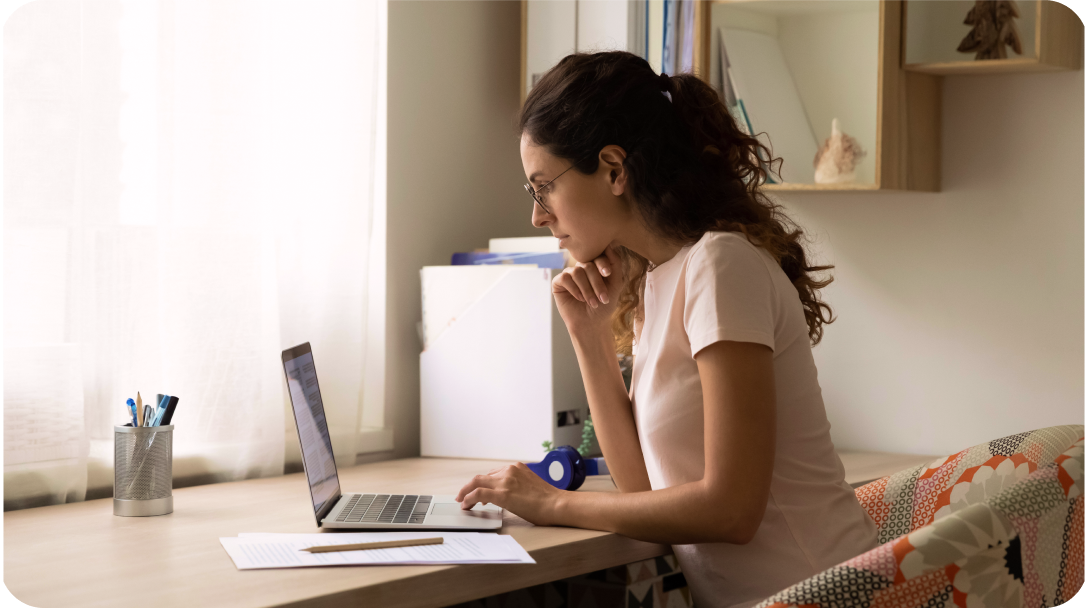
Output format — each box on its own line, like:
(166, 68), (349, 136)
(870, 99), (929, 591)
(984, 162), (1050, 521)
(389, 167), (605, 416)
(4, 452), (936, 607)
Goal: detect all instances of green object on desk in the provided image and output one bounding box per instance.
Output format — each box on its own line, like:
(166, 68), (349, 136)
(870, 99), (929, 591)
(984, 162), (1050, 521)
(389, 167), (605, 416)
(578, 414), (595, 456)
(541, 414), (598, 457)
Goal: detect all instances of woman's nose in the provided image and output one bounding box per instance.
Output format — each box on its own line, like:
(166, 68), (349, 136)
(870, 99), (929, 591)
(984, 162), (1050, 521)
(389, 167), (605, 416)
(531, 204), (551, 228)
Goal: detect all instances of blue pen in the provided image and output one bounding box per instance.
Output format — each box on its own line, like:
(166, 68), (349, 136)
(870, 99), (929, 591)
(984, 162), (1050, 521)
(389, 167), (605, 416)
(145, 395), (173, 449)
(151, 395), (171, 427)
(127, 398), (138, 427)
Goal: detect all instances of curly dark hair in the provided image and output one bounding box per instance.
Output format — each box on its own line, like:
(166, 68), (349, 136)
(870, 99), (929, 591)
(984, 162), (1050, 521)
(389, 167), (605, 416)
(518, 51), (835, 352)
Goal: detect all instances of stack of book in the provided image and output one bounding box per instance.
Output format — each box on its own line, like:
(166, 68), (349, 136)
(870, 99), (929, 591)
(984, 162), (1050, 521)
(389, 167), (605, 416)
(640, 0), (698, 75)
(449, 236), (567, 270)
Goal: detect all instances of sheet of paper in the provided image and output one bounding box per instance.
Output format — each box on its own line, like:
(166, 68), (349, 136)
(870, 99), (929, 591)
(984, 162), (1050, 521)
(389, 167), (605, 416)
(497, 534), (535, 564)
(222, 532), (534, 570)
(239, 532), (533, 562)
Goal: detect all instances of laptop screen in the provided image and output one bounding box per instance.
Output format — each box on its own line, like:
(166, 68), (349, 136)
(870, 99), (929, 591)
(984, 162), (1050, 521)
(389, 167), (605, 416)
(283, 346), (340, 517)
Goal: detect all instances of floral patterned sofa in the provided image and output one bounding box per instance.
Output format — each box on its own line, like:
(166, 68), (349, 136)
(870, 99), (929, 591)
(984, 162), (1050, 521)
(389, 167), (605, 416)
(756, 425), (1084, 607)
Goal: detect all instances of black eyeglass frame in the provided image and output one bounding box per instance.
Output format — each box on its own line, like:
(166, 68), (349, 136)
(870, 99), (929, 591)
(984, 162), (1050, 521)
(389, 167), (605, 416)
(523, 154), (592, 215)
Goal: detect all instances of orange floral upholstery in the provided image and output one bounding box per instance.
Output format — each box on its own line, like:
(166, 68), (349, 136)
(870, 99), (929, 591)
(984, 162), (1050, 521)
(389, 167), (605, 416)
(756, 425), (1084, 607)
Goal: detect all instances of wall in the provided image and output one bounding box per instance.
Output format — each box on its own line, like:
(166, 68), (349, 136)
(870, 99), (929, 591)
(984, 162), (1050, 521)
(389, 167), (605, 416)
(777, 68), (1084, 456)
(383, 1), (550, 461)
(385, 4), (1083, 461)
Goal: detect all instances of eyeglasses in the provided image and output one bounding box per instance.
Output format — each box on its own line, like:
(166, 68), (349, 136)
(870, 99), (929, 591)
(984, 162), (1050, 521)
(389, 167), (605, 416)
(524, 161), (579, 215)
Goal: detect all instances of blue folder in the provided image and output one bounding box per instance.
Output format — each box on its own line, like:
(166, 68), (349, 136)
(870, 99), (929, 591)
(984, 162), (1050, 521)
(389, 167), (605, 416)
(451, 252), (566, 269)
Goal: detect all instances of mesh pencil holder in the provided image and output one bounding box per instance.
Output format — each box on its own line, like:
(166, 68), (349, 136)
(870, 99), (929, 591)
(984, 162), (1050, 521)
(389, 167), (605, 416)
(114, 424), (174, 517)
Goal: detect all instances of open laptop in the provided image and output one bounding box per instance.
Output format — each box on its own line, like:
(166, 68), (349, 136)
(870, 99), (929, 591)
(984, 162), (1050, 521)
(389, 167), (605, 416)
(282, 342), (502, 530)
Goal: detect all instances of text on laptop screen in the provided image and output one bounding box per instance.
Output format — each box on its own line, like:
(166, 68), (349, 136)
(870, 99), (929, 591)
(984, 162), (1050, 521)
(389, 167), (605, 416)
(284, 351), (340, 515)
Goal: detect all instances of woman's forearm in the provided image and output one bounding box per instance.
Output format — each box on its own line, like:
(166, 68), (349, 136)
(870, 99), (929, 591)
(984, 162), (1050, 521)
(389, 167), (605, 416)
(553, 481), (759, 545)
(569, 329), (652, 493)
(545, 340), (774, 546)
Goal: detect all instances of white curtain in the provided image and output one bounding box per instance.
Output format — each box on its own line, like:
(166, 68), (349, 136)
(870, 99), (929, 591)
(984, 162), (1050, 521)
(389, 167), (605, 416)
(3, 0), (385, 509)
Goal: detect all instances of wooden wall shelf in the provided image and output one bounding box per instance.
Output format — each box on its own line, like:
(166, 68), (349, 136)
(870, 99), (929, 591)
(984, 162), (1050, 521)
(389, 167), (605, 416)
(700, 0), (942, 192)
(765, 182), (882, 193)
(902, 0), (1083, 75)
(709, 0), (940, 191)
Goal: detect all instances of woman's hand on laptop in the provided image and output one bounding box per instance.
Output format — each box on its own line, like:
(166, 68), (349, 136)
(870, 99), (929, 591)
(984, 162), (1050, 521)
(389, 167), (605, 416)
(456, 462), (566, 526)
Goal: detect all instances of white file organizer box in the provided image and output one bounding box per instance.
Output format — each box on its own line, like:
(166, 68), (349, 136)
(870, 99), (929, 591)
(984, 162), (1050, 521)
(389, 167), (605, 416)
(420, 265), (589, 460)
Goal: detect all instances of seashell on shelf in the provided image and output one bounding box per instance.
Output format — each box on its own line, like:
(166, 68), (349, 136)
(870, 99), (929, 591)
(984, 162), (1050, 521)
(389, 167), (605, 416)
(814, 118), (866, 184)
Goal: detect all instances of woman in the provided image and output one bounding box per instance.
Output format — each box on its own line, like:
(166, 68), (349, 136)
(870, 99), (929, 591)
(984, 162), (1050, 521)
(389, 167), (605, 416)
(455, 51), (878, 607)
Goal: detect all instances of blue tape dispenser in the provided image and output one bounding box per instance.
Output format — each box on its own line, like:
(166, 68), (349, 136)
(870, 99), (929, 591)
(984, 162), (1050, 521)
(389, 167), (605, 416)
(527, 446), (609, 491)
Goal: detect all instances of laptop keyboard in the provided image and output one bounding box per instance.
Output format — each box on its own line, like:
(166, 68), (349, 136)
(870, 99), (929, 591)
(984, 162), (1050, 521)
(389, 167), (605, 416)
(334, 494), (433, 524)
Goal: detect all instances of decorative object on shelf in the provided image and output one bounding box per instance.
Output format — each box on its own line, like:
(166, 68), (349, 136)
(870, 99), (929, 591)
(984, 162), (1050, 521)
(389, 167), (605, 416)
(958, 0), (1023, 60)
(813, 118), (866, 184)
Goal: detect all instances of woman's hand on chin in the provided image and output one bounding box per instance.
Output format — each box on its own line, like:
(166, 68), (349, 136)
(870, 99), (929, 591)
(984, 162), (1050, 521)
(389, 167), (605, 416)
(552, 244), (623, 338)
(455, 462), (566, 526)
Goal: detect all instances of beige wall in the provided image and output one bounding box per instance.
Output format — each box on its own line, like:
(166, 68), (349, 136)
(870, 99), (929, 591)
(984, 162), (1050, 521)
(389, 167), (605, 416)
(385, 3), (1083, 461)
(778, 69), (1084, 456)
(383, 1), (550, 460)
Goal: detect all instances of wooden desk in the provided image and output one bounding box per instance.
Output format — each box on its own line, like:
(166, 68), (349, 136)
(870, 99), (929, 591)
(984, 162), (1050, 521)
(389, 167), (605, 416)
(4, 458), (666, 607)
(4, 452), (938, 607)
(839, 450), (941, 487)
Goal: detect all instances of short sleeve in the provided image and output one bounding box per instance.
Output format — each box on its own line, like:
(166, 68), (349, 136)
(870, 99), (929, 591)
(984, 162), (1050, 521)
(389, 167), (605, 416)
(683, 234), (777, 358)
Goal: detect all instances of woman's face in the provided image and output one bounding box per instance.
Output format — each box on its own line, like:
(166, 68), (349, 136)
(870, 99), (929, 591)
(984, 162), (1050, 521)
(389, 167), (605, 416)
(520, 133), (626, 263)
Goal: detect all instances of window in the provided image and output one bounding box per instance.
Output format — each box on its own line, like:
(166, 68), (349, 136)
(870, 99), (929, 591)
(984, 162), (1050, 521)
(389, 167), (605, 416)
(3, 0), (388, 509)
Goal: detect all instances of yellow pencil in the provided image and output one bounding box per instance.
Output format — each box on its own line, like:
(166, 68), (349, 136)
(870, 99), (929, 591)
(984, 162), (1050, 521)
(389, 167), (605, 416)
(135, 392), (144, 426)
(299, 536), (444, 553)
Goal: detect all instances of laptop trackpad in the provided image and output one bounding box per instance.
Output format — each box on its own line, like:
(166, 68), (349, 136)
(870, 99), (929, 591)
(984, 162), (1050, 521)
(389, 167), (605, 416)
(431, 503), (501, 518)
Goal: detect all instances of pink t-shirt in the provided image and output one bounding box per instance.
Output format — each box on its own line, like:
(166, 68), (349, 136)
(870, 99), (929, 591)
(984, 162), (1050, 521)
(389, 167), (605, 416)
(629, 231), (878, 607)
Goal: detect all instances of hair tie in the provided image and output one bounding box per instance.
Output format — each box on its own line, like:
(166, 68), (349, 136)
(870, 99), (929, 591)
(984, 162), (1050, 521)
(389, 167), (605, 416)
(658, 72), (672, 92)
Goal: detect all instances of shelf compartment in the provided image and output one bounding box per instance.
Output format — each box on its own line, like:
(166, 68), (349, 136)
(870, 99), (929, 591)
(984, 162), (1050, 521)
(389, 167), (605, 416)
(903, 0), (1082, 75)
(702, 0), (940, 192)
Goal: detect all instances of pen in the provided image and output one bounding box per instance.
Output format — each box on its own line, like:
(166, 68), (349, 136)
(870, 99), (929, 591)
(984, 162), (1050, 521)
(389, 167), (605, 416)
(127, 399), (137, 427)
(146, 394), (173, 448)
(151, 395), (171, 427)
(299, 537), (444, 554)
(161, 396), (180, 426)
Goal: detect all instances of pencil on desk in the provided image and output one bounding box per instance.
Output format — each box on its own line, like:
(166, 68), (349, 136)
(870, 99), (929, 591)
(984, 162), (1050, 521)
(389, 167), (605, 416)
(300, 536), (444, 553)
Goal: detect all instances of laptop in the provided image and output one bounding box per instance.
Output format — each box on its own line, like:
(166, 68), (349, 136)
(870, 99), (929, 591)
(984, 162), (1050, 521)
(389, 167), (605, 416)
(282, 342), (503, 530)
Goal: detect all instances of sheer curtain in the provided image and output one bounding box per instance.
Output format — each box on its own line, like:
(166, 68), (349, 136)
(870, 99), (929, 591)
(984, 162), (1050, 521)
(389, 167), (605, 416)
(3, 0), (386, 509)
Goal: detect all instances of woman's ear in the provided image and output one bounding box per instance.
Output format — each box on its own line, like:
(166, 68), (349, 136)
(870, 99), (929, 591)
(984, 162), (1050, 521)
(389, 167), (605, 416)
(598, 145), (628, 197)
